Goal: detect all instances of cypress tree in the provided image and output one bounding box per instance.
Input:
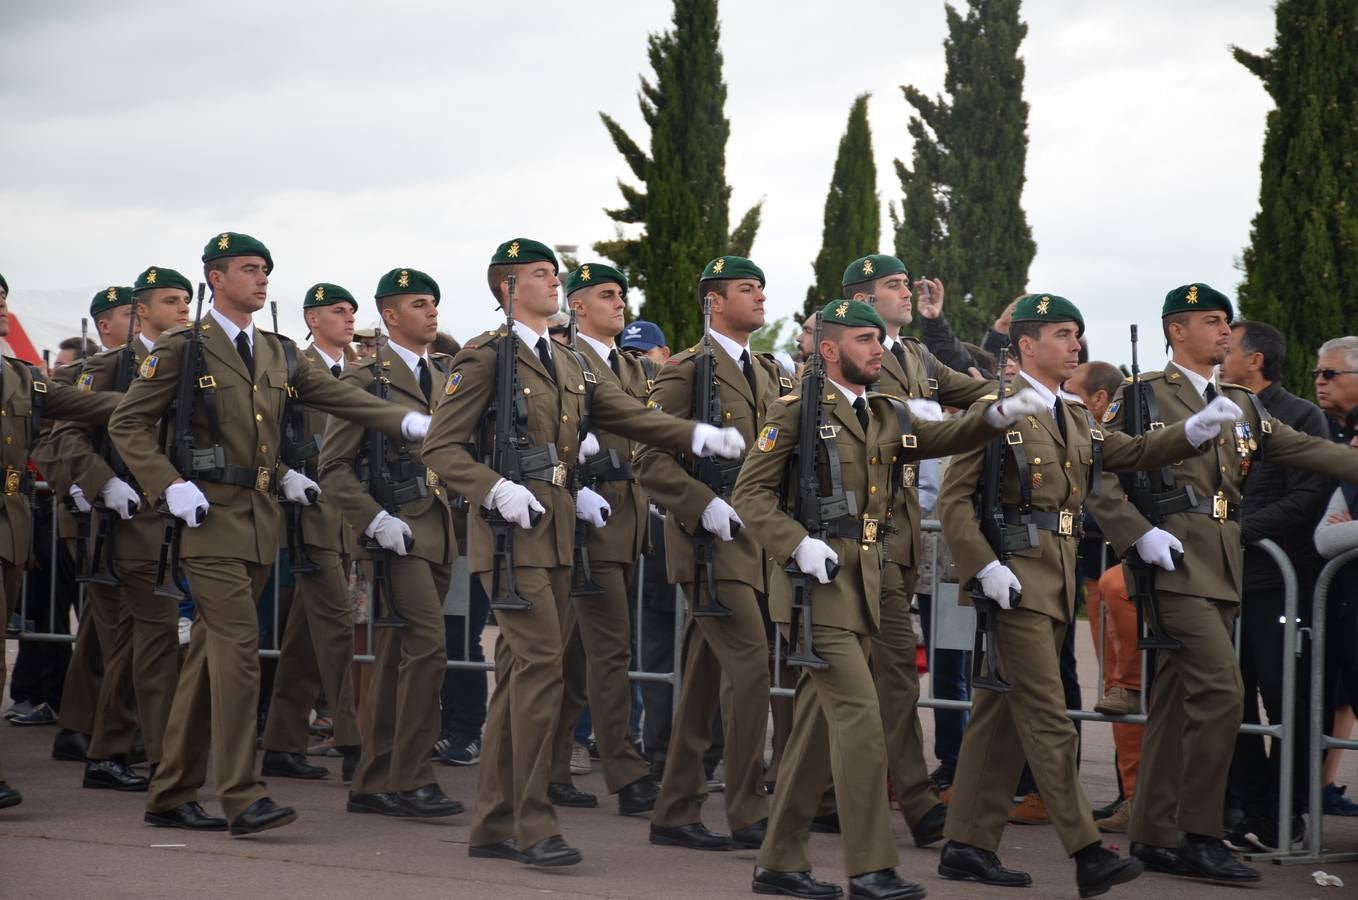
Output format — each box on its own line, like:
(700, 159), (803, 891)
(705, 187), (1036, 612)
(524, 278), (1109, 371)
(596, 0), (763, 349)
(1234, 0), (1358, 397)
(893, 0), (1035, 338)
(803, 94), (881, 317)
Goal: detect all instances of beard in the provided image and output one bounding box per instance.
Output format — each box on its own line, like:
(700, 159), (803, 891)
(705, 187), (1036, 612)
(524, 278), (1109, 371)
(840, 354), (878, 386)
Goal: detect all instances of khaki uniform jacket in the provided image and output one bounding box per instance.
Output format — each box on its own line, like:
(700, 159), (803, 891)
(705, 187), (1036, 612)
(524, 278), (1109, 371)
(732, 388), (1001, 635)
(876, 336), (993, 566)
(47, 344), (165, 561)
(31, 361), (86, 541)
(318, 351), (456, 566)
(108, 321), (410, 565)
(296, 344), (358, 557)
(0, 356), (119, 565)
(635, 342), (782, 588)
(423, 328), (695, 575)
(1091, 360), (1358, 604)
(941, 371), (1199, 623)
(576, 340), (648, 564)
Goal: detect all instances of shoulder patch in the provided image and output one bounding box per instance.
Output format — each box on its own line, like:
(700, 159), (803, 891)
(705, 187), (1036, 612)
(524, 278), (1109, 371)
(445, 370), (463, 396)
(139, 356), (159, 379)
(1102, 399), (1120, 423)
(78, 372), (95, 391)
(756, 424), (779, 452)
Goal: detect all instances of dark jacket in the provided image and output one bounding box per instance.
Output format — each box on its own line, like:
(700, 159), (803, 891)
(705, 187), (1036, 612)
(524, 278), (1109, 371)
(918, 314), (987, 377)
(1241, 380), (1334, 591)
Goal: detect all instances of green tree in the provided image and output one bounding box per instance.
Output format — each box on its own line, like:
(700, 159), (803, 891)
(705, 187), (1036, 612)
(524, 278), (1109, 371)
(892, 0), (1035, 338)
(1233, 0), (1358, 397)
(803, 94), (881, 317)
(596, 0), (763, 349)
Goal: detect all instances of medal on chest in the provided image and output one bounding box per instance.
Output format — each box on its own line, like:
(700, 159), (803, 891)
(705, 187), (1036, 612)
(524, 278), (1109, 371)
(1234, 421), (1256, 476)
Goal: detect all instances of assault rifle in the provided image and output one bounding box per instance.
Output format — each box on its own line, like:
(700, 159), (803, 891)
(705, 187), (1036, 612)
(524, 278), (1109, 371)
(566, 308), (607, 598)
(272, 301), (320, 575)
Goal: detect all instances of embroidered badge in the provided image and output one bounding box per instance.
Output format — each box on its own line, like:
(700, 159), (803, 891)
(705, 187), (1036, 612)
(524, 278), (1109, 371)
(757, 424), (779, 452)
(834, 301), (850, 318)
(139, 356), (159, 379)
(106, 287), (118, 303)
(146, 269), (158, 284)
(862, 258), (874, 276)
(1102, 400), (1120, 424)
(445, 371), (462, 396)
(507, 241), (521, 259)
(397, 270), (410, 288)
(78, 373), (94, 391)
(1032, 471), (1044, 489)
(1036, 296), (1051, 315)
(217, 233), (230, 250)
(712, 258), (725, 274)
(313, 285), (325, 302)
(580, 265), (591, 282)
(1186, 285), (1199, 304)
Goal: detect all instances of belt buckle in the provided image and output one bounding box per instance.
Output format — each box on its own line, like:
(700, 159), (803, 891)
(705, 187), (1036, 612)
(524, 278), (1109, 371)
(551, 463), (567, 487)
(255, 467), (272, 493)
(1058, 510), (1074, 536)
(1212, 491), (1228, 520)
(862, 518), (879, 543)
(901, 434), (918, 449)
(3, 467), (19, 495)
(425, 469), (440, 488)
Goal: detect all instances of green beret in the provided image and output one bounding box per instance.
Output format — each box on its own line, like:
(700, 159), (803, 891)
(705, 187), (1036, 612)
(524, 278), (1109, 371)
(700, 256), (765, 286)
(1011, 293), (1084, 337)
(202, 232), (273, 274)
(564, 262), (627, 298)
(375, 268), (440, 305)
(133, 266), (192, 295)
(842, 254), (908, 288)
(304, 283), (357, 310)
(489, 238), (558, 273)
(89, 286), (134, 318)
(1162, 283), (1233, 320)
(819, 298), (886, 340)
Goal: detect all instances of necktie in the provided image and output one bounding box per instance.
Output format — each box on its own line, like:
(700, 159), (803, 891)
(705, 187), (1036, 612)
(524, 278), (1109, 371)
(417, 358), (432, 403)
(740, 350), (758, 398)
(1053, 400), (1067, 442)
(890, 341), (908, 373)
(1205, 383), (1218, 404)
(536, 338), (557, 382)
(853, 396), (869, 431)
(235, 331), (254, 378)
(330, 363), (341, 378)
(607, 348), (621, 378)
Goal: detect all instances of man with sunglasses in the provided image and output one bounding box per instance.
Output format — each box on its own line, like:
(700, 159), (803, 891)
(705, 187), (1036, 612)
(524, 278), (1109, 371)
(1313, 337), (1358, 437)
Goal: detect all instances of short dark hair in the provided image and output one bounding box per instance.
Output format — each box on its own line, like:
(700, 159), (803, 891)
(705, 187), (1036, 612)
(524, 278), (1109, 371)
(431, 332), (461, 356)
(842, 278), (873, 299)
(487, 263), (515, 304)
(1162, 311), (1192, 348)
(1081, 361), (1124, 400)
(701, 279), (734, 301)
(1232, 320), (1285, 382)
(1008, 320), (1042, 351)
(59, 336), (98, 357)
(203, 257), (230, 282)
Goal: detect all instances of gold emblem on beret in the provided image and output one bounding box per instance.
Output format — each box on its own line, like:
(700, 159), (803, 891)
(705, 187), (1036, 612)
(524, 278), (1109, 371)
(507, 241), (521, 259)
(314, 285), (325, 302)
(146, 269), (158, 284)
(106, 287), (117, 302)
(835, 302), (850, 318)
(580, 265), (591, 282)
(712, 258), (725, 274)
(862, 259), (874, 276)
(217, 233), (230, 250)
(1036, 296), (1051, 315)
(397, 270), (410, 288)
(1186, 285), (1199, 304)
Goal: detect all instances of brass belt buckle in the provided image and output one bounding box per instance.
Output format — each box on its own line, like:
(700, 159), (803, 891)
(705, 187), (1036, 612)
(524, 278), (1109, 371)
(551, 463), (568, 487)
(255, 467), (272, 493)
(1058, 510), (1074, 536)
(1212, 491), (1228, 520)
(3, 467), (20, 495)
(861, 518), (879, 543)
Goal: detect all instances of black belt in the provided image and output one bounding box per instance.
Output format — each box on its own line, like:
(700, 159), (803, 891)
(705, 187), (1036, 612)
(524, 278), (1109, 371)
(1186, 493), (1240, 522)
(1004, 506), (1081, 538)
(523, 461), (568, 487)
(199, 465), (273, 493)
(823, 517), (880, 544)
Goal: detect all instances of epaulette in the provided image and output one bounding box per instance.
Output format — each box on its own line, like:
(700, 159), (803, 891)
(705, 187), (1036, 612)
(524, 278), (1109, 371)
(430, 351), (455, 365)
(1219, 381), (1255, 395)
(777, 393), (800, 403)
(667, 345), (701, 364)
(90, 345), (122, 359)
(462, 328), (504, 351)
(159, 325), (193, 340)
(1122, 371), (1166, 383)
(979, 394), (998, 402)
(901, 335), (925, 346)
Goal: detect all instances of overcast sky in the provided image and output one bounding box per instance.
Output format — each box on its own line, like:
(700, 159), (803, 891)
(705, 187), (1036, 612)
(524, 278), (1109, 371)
(0, 1), (1277, 368)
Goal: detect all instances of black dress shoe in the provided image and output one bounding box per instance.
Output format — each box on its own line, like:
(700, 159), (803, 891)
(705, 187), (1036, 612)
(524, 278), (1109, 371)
(1075, 845), (1143, 898)
(338, 745), (361, 783)
(848, 869), (926, 900)
(394, 783), (463, 817)
(261, 750), (328, 779)
(732, 818), (768, 849)
(810, 813), (841, 834)
(522, 834), (582, 867)
(1176, 835), (1260, 882)
(617, 776), (660, 816)
(83, 758), (149, 792)
(752, 865), (844, 898)
(51, 729), (91, 762)
(347, 792), (409, 816)
(0, 782), (23, 810)
(229, 797), (298, 836)
(1128, 842), (1191, 875)
(548, 781), (598, 808)
(938, 840), (1033, 887)
(649, 821), (734, 850)
(469, 838), (528, 862)
(910, 803), (948, 847)
(144, 801), (227, 831)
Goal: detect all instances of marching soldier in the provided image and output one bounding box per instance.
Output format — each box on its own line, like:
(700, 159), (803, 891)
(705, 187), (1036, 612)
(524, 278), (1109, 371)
(422, 238), (744, 867)
(636, 256), (785, 852)
(546, 263), (660, 815)
(259, 282), (363, 783)
(936, 293), (1243, 897)
(842, 254), (992, 846)
(319, 268), (460, 817)
(733, 299), (1041, 900)
(1092, 284), (1358, 882)
(0, 274), (124, 811)
(108, 233), (432, 836)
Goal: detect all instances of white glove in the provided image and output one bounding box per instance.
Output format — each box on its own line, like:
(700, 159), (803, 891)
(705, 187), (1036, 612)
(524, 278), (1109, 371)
(792, 536), (839, 584)
(692, 423), (747, 459)
(977, 561), (1022, 609)
(279, 469), (320, 506)
(98, 476), (141, 520)
(905, 398), (946, 422)
(365, 510), (413, 555)
(1133, 526), (1184, 571)
(484, 478), (545, 529)
(401, 411), (431, 441)
(68, 484), (92, 514)
(984, 388), (1049, 428)
(575, 486), (611, 528)
(1185, 396), (1244, 445)
(165, 481), (209, 527)
(578, 432), (601, 464)
(700, 496), (743, 541)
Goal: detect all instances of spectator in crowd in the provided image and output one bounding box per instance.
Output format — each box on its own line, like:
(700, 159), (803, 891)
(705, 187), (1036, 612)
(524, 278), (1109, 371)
(620, 320), (671, 369)
(353, 327), (378, 359)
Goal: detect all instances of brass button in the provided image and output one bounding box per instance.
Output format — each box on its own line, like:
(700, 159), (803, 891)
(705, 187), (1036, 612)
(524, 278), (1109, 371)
(891, 455), (897, 463)
(1065, 461), (1072, 469)
(724, 411), (732, 420)
(523, 387), (531, 395)
(861, 544), (870, 551)
(259, 444), (268, 453)
(1220, 465), (1227, 473)
(433, 487), (442, 497)
(869, 485), (878, 494)
(1033, 456), (1042, 464)
(577, 384), (584, 391)
(870, 456), (878, 465)
(561, 415), (569, 422)
(252, 385), (258, 392)
(2, 437), (10, 445)
(1072, 485), (1079, 495)
(1217, 437), (1225, 446)
(255, 413), (263, 422)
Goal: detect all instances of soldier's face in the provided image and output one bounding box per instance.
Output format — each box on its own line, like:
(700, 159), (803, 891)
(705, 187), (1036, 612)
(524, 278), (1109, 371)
(1173, 311), (1231, 366)
(711, 279), (766, 332)
(307, 302), (356, 346)
(137, 288), (192, 333)
(571, 283), (626, 338)
(97, 305), (138, 347)
(506, 264), (560, 319)
(382, 294), (438, 345)
(211, 256), (269, 312)
(868, 274), (912, 327)
(1022, 322), (1082, 382)
(356, 337), (377, 358)
(796, 318), (814, 361)
(0, 289), (9, 336)
(1315, 349), (1358, 417)
(825, 327), (883, 386)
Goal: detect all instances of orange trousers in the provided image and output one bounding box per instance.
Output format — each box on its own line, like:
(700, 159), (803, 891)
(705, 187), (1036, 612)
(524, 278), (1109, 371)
(1088, 565), (1144, 799)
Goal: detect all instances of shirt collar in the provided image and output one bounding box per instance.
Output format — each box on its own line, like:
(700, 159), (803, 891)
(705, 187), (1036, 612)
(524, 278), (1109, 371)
(708, 328), (749, 366)
(882, 334), (898, 351)
(138, 333), (156, 354)
(512, 320), (551, 357)
(208, 305), (253, 348)
(829, 376), (865, 402)
(384, 336), (426, 376)
(311, 345), (341, 370)
(1171, 361), (1218, 400)
(1015, 370), (1059, 413)
(578, 331), (615, 360)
